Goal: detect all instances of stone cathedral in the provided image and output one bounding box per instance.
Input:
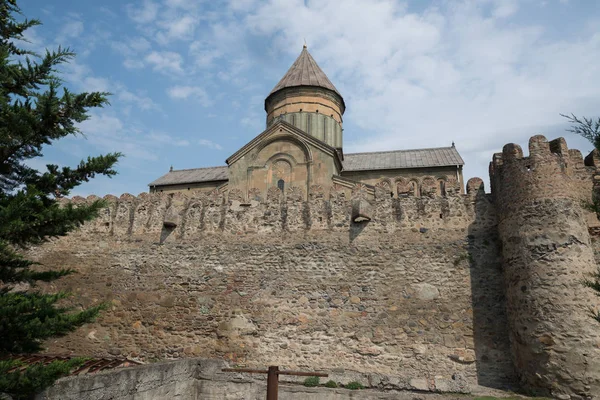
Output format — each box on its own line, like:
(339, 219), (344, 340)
(33, 45), (600, 400)
(148, 45), (465, 199)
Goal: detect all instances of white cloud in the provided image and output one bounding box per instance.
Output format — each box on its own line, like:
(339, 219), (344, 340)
(56, 19), (84, 43)
(78, 113), (158, 161)
(124, 58), (145, 69)
(148, 132), (189, 146)
(118, 89), (160, 111)
(145, 51), (184, 74)
(234, 0), (600, 187)
(83, 76), (111, 92)
(228, 0), (259, 13)
(127, 0), (159, 24)
(111, 36), (151, 56)
(62, 62), (160, 113)
(198, 139), (223, 150)
(164, 0), (198, 9)
(167, 85), (212, 106)
(491, 0), (519, 18)
(78, 113), (191, 163)
(156, 15), (197, 43)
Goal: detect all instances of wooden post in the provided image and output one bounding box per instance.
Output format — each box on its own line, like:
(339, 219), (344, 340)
(222, 366), (328, 400)
(266, 366), (279, 400)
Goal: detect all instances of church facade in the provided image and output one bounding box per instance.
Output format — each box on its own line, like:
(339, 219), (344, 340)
(148, 46), (465, 200)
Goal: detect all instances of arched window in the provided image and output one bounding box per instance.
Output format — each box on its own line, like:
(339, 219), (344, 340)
(439, 180), (446, 197)
(277, 179), (285, 191)
(410, 181), (419, 196)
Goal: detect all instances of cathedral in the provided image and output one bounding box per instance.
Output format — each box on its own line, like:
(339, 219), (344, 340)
(148, 46), (465, 200)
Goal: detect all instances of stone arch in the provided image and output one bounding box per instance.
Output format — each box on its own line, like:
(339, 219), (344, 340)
(286, 186), (304, 201)
(265, 156), (293, 193)
(228, 188), (244, 202)
(247, 137), (312, 201)
(436, 176), (447, 197)
(267, 186), (282, 202)
(352, 182), (369, 199)
(409, 179), (420, 197)
(309, 184), (325, 200)
(253, 135), (312, 164)
(421, 176), (437, 197)
(396, 177), (412, 197)
(376, 179), (393, 197)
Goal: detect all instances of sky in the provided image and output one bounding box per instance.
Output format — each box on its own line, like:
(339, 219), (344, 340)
(15, 0), (600, 196)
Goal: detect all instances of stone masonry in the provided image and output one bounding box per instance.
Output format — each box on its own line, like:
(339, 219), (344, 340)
(491, 135), (600, 398)
(30, 135), (600, 399)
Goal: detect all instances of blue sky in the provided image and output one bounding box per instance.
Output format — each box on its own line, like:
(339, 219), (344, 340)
(16, 0), (600, 196)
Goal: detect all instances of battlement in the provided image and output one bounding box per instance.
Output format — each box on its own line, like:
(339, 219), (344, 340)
(491, 134), (600, 397)
(66, 179), (492, 240)
(490, 135), (597, 215)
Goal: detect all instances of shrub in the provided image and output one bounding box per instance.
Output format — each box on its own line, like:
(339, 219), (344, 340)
(344, 381), (364, 390)
(303, 376), (320, 387)
(324, 380), (338, 388)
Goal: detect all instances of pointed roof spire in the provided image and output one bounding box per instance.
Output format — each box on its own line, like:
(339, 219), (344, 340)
(268, 46), (342, 98)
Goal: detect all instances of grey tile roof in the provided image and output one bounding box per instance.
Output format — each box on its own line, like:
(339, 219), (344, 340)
(148, 166), (228, 187)
(148, 146), (464, 187)
(269, 46), (342, 97)
(343, 147), (464, 171)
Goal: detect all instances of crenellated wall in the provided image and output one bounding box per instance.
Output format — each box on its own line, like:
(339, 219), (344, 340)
(32, 179), (517, 393)
(490, 135), (600, 399)
(30, 135), (600, 398)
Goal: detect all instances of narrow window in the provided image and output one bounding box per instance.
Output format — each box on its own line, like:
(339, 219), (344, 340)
(277, 179), (285, 191)
(411, 181), (419, 196)
(439, 180), (446, 197)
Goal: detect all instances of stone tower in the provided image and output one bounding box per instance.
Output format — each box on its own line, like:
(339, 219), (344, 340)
(264, 45), (345, 151)
(490, 135), (600, 398)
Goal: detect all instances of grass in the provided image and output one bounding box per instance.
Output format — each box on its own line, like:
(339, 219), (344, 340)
(303, 376), (319, 387)
(344, 381), (364, 390)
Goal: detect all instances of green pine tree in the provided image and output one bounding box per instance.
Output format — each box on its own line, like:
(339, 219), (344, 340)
(0, 0), (122, 398)
(562, 113), (600, 323)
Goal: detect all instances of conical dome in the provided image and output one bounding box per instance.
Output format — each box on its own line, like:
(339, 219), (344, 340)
(265, 46), (345, 150)
(268, 45), (342, 98)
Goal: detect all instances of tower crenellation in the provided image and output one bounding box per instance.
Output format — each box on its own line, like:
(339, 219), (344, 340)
(491, 134), (600, 398)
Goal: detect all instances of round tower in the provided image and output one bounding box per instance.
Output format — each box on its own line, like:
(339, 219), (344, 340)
(490, 135), (600, 398)
(265, 45), (345, 150)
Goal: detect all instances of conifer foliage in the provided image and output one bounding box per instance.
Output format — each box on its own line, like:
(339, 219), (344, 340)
(0, 0), (121, 397)
(562, 113), (600, 323)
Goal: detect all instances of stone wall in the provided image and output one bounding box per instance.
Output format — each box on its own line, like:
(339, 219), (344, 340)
(36, 358), (485, 400)
(490, 135), (600, 399)
(32, 180), (515, 392)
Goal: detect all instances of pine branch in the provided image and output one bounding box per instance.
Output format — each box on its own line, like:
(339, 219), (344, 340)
(29, 152), (122, 197)
(0, 2), (118, 397)
(0, 290), (106, 354)
(0, 358), (86, 400)
(0, 192), (108, 246)
(561, 113), (600, 150)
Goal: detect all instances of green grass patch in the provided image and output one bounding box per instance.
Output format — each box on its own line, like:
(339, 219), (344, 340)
(303, 376), (320, 387)
(344, 381), (364, 390)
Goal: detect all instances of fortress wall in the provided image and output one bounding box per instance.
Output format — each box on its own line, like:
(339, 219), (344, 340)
(490, 135), (600, 398)
(31, 183), (515, 391)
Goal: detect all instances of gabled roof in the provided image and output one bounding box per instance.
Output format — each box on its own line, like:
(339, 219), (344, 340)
(148, 166), (228, 187)
(268, 45), (342, 98)
(226, 120), (342, 171)
(343, 147), (464, 171)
